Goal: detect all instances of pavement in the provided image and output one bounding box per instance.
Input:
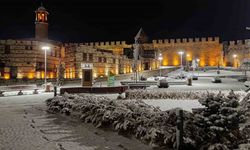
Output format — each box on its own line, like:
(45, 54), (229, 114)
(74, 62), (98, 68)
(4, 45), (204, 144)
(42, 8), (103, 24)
(0, 93), (152, 150)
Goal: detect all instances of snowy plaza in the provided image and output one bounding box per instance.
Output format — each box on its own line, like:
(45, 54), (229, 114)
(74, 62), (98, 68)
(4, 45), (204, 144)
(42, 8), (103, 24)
(1, 69), (250, 149)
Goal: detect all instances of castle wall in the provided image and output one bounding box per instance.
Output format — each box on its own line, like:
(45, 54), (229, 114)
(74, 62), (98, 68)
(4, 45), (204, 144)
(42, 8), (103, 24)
(64, 44), (133, 79)
(0, 39), (61, 80)
(152, 37), (223, 67)
(65, 41), (132, 55)
(224, 39), (250, 67)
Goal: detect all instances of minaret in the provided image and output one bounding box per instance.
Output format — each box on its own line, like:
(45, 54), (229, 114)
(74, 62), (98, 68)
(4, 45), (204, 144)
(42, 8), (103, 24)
(35, 2), (49, 40)
(134, 28), (148, 44)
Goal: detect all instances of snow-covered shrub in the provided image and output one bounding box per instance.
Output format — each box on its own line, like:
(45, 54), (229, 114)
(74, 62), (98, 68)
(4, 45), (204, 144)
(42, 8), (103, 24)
(125, 89), (247, 101)
(240, 93), (250, 141)
(46, 91), (248, 149)
(46, 93), (193, 148)
(192, 90), (246, 149)
(240, 93), (250, 116)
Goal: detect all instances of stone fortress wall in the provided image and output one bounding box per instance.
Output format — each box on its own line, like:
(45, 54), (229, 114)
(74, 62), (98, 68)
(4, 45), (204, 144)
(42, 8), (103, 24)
(152, 37), (222, 67)
(0, 39), (62, 79)
(224, 39), (250, 67)
(79, 37), (222, 68)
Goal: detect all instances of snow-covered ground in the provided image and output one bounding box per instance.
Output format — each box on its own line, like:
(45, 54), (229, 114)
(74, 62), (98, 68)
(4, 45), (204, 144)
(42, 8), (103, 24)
(192, 70), (244, 77)
(143, 99), (203, 111)
(0, 69), (248, 149)
(0, 93), (153, 150)
(148, 77), (247, 91)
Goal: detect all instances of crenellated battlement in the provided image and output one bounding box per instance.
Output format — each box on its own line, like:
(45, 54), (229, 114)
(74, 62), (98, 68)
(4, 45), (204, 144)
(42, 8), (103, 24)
(152, 37), (220, 44)
(85, 41), (127, 47)
(0, 39), (34, 45)
(64, 41), (128, 47)
(227, 39), (250, 46)
(0, 39), (62, 47)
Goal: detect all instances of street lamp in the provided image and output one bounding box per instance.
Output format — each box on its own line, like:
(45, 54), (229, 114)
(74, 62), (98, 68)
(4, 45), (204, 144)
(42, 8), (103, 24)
(178, 51), (184, 80)
(196, 58), (200, 73)
(186, 54), (190, 71)
(178, 51), (184, 69)
(158, 53), (163, 77)
(233, 54), (238, 68)
(196, 58), (200, 67)
(41, 46), (50, 89)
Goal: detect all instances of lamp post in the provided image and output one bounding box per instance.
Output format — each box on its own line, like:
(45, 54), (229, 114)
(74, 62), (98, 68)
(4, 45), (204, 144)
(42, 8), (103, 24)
(196, 58), (200, 68)
(42, 46), (50, 89)
(233, 54), (238, 68)
(178, 51), (184, 79)
(178, 51), (184, 69)
(196, 58), (200, 76)
(186, 54), (190, 71)
(158, 53), (163, 77)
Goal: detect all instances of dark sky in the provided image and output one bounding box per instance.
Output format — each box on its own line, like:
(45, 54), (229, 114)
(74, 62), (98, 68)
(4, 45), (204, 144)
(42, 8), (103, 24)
(0, 0), (250, 43)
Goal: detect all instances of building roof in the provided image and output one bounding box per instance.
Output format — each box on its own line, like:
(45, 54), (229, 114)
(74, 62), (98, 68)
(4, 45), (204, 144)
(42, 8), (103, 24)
(134, 28), (148, 43)
(37, 6), (46, 11)
(36, 2), (49, 13)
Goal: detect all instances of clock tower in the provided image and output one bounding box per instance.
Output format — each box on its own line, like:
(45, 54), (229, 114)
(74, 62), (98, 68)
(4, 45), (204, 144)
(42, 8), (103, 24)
(35, 3), (49, 40)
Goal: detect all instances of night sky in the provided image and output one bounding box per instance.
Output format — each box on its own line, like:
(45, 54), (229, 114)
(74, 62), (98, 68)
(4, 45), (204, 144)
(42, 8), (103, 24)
(0, 0), (250, 43)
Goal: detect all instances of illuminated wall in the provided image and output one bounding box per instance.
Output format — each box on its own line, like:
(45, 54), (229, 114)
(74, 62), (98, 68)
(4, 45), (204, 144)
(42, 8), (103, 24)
(224, 40), (250, 67)
(153, 37), (223, 67)
(0, 39), (62, 80)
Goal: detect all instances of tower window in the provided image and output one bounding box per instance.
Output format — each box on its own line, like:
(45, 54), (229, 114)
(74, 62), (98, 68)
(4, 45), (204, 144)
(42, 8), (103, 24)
(89, 54), (93, 61)
(38, 14), (42, 21)
(98, 57), (102, 62)
(103, 58), (106, 63)
(83, 53), (87, 61)
(4, 45), (10, 54)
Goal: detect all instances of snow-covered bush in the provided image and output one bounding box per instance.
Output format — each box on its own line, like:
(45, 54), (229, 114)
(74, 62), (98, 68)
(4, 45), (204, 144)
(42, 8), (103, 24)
(192, 90), (246, 149)
(46, 93), (196, 148)
(125, 89), (247, 100)
(46, 91), (248, 149)
(240, 93), (250, 142)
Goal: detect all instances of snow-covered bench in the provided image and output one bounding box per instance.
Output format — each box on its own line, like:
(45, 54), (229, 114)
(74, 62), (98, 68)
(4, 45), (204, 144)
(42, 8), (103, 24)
(0, 85), (40, 97)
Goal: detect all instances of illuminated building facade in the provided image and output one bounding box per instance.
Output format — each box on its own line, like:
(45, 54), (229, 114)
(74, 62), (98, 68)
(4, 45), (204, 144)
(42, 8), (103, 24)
(0, 39), (62, 80)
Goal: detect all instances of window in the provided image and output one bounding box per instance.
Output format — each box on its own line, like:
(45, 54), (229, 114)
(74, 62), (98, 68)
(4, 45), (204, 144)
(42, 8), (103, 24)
(103, 58), (106, 63)
(38, 13), (42, 21)
(36, 62), (43, 71)
(25, 46), (33, 50)
(113, 58), (116, 64)
(4, 45), (10, 54)
(50, 50), (53, 56)
(83, 53), (87, 61)
(89, 54), (93, 61)
(98, 57), (102, 62)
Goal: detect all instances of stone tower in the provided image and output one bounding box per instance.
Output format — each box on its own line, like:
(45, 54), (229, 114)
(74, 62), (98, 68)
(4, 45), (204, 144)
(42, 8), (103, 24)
(35, 3), (49, 40)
